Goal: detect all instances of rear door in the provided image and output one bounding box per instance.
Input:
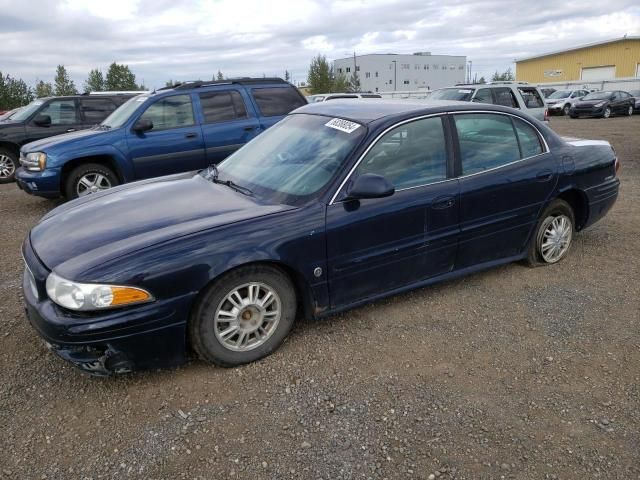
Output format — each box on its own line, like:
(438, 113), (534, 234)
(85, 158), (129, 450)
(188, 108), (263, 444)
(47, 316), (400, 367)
(453, 112), (557, 268)
(23, 98), (84, 143)
(126, 93), (206, 179)
(249, 86), (307, 130)
(79, 97), (118, 127)
(195, 88), (261, 165)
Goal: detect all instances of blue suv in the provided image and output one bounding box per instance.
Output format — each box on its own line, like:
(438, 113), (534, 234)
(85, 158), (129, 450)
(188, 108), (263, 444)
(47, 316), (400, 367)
(16, 78), (307, 199)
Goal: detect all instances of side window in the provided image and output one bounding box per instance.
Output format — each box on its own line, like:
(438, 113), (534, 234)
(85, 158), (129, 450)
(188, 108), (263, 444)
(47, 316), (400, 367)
(454, 113), (520, 175)
(251, 87), (306, 117)
(493, 88), (519, 108)
(518, 88), (545, 108)
(355, 116), (447, 189)
(38, 100), (79, 125)
(513, 118), (543, 158)
(198, 90), (247, 123)
(472, 88), (493, 104)
(139, 94), (194, 130)
(80, 98), (117, 124)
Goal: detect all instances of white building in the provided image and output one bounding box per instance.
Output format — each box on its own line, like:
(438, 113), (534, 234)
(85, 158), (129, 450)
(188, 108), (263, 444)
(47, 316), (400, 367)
(333, 52), (467, 93)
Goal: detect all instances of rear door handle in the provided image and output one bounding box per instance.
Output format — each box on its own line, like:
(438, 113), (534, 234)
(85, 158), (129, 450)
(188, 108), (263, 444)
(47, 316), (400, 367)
(536, 170), (553, 182)
(185, 132), (198, 139)
(432, 196), (455, 209)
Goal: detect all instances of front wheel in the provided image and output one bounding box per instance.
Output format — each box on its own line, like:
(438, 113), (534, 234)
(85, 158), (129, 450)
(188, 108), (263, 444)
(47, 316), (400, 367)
(526, 199), (575, 267)
(64, 163), (119, 199)
(626, 105), (633, 116)
(189, 265), (297, 367)
(563, 104), (571, 116)
(602, 106), (611, 119)
(0, 148), (17, 184)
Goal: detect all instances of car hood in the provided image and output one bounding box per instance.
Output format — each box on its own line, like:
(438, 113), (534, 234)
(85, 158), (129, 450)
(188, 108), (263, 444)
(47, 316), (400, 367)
(30, 174), (295, 277)
(22, 128), (111, 152)
(574, 99), (608, 107)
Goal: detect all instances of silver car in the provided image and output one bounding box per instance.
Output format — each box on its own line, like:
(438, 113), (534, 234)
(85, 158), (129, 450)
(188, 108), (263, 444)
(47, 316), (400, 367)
(430, 82), (548, 122)
(545, 89), (590, 116)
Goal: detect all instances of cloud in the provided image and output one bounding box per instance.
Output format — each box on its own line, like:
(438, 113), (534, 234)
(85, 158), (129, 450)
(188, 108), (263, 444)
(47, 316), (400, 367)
(0, 0), (638, 89)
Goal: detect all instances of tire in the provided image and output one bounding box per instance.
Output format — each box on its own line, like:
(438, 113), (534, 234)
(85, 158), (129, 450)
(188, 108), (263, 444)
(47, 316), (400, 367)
(0, 148), (18, 184)
(602, 106), (611, 119)
(626, 105), (633, 116)
(562, 104), (570, 116)
(64, 163), (119, 199)
(189, 265), (297, 367)
(526, 199), (575, 267)
(569, 113), (578, 119)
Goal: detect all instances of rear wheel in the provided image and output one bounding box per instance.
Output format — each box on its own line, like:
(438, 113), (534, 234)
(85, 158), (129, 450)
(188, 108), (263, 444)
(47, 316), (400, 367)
(64, 163), (119, 199)
(602, 106), (611, 119)
(189, 265), (297, 367)
(0, 148), (17, 184)
(526, 199), (575, 267)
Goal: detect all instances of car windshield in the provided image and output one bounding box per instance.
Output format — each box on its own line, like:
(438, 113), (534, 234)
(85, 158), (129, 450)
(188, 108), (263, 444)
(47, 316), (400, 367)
(548, 91), (571, 99)
(214, 114), (366, 205)
(101, 95), (149, 128)
(10, 99), (45, 121)
(430, 88), (474, 101)
(583, 92), (612, 100)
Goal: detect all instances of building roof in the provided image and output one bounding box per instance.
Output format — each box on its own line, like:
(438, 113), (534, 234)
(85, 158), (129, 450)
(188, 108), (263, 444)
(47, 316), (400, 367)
(516, 36), (640, 63)
(334, 52), (466, 62)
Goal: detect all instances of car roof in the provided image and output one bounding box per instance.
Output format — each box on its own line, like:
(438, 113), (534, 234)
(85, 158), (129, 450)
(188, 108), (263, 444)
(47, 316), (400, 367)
(294, 99), (527, 124)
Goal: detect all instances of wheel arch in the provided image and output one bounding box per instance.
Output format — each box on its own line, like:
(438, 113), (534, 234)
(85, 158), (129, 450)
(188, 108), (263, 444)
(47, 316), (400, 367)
(557, 187), (589, 231)
(60, 154), (124, 192)
(0, 141), (20, 158)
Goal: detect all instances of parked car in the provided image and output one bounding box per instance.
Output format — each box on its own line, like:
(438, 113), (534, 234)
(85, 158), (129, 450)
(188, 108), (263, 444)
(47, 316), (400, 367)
(628, 90), (640, 113)
(430, 82), (548, 121)
(545, 89), (590, 116)
(0, 93), (135, 184)
(22, 100), (619, 375)
(307, 92), (382, 102)
(569, 91), (635, 118)
(16, 78), (307, 199)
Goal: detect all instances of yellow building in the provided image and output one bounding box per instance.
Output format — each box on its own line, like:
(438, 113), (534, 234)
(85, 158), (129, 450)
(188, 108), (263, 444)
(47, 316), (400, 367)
(516, 36), (640, 83)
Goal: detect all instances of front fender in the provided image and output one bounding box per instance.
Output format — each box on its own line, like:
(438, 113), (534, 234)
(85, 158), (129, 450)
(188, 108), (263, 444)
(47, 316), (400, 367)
(51, 144), (133, 181)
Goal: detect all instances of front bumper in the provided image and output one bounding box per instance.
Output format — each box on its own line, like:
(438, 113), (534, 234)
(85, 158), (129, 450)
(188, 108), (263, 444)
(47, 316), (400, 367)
(570, 106), (604, 117)
(15, 167), (62, 198)
(22, 237), (191, 375)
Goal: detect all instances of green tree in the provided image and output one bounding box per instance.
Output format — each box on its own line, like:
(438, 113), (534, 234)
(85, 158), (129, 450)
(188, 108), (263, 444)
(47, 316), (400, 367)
(34, 80), (54, 98)
(216, 70), (224, 81)
(332, 72), (352, 93)
(84, 69), (105, 93)
(477, 76), (486, 84)
(284, 70), (290, 82)
(0, 73), (34, 109)
(491, 68), (515, 82)
(53, 65), (78, 96)
(105, 62), (139, 91)
(307, 54), (333, 94)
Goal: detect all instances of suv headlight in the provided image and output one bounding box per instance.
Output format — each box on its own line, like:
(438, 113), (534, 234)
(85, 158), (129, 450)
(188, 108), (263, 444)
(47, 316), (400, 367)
(46, 272), (153, 311)
(21, 152), (47, 171)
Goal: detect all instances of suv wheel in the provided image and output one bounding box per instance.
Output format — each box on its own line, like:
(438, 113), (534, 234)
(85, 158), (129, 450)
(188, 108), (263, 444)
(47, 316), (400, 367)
(0, 148), (17, 184)
(563, 104), (571, 116)
(65, 163), (119, 199)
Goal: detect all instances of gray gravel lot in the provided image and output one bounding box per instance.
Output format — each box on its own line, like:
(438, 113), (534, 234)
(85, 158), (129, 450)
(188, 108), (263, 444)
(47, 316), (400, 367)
(0, 116), (639, 479)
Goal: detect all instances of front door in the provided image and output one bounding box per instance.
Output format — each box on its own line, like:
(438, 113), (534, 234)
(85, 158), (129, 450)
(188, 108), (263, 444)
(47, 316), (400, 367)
(127, 94), (206, 179)
(453, 112), (558, 268)
(23, 98), (84, 143)
(326, 115), (459, 307)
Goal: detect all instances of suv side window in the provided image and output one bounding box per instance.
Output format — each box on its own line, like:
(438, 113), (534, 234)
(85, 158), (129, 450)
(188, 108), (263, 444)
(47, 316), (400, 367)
(198, 90), (247, 123)
(512, 118), (543, 158)
(472, 88), (493, 104)
(355, 116), (447, 189)
(80, 98), (117, 124)
(518, 87), (545, 108)
(139, 94), (195, 130)
(38, 99), (79, 125)
(251, 87), (306, 117)
(454, 113), (520, 174)
(493, 88), (519, 108)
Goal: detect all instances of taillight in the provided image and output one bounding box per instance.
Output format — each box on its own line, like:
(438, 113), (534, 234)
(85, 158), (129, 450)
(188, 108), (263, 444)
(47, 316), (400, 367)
(544, 108), (549, 122)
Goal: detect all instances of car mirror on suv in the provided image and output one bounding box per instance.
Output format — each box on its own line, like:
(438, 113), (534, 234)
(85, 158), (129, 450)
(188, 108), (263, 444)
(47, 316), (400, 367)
(33, 114), (51, 127)
(133, 119), (153, 133)
(346, 173), (395, 200)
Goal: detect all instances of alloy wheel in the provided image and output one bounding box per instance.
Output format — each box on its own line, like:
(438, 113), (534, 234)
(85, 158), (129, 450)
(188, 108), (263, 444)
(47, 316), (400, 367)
(0, 154), (15, 179)
(213, 282), (282, 352)
(603, 107), (611, 118)
(539, 214), (572, 263)
(76, 173), (112, 197)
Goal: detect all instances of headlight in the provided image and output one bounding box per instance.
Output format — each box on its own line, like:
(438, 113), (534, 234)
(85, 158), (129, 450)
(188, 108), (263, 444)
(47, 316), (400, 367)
(594, 102), (605, 107)
(46, 272), (153, 311)
(21, 152), (47, 171)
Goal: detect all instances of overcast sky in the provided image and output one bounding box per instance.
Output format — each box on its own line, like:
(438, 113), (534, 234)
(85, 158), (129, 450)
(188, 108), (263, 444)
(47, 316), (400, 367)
(1, 0), (639, 90)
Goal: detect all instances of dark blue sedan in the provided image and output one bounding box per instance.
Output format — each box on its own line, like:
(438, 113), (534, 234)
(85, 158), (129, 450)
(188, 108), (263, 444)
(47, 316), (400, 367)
(22, 100), (620, 375)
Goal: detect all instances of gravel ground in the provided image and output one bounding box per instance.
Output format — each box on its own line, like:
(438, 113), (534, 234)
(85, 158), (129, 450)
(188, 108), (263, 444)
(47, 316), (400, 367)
(1, 116), (639, 480)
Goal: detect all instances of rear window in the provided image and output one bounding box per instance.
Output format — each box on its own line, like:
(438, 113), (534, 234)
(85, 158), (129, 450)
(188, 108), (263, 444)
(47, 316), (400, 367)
(198, 90), (247, 123)
(518, 88), (544, 108)
(492, 88), (518, 108)
(252, 87), (306, 117)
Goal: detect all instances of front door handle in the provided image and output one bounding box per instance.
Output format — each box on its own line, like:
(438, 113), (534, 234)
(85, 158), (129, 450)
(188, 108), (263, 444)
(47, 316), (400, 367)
(432, 196), (455, 209)
(244, 126), (256, 131)
(536, 170), (553, 182)
(185, 132), (198, 139)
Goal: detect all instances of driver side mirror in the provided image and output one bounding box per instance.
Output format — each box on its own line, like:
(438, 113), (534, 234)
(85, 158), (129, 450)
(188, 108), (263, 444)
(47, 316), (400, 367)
(33, 114), (51, 127)
(346, 173), (395, 200)
(133, 119), (153, 133)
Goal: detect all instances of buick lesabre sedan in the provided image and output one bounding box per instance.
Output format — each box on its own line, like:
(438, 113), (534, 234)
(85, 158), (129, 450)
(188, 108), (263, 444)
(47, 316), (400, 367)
(22, 100), (620, 375)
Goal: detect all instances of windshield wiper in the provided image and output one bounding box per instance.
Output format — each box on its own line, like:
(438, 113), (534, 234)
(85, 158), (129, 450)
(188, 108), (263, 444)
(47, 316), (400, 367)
(201, 164), (254, 196)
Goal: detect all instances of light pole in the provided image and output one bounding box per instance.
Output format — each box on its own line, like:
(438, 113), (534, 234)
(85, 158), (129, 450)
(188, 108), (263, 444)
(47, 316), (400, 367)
(392, 60), (397, 92)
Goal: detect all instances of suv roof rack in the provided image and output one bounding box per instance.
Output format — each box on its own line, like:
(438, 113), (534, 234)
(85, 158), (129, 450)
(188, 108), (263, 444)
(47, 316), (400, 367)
(82, 91), (146, 95)
(162, 78), (288, 91)
(487, 81), (530, 85)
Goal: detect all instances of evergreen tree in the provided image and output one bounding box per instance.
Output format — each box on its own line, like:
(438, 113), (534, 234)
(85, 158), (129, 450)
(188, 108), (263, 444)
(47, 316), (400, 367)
(491, 68), (515, 82)
(84, 69), (105, 93)
(0, 73), (34, 109)
(216, 70), (224, 81)
(53, 65), (78, 96)
(105, 62), (139, 90)
(332, 72), (352, 93)
(284, 70), (290, 82)
(307, 55), (333, 94)
(34, 80), (54, 98)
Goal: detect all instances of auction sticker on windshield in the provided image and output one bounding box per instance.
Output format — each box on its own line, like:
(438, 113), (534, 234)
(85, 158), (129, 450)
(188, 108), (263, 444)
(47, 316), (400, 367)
(325, 118), (361, 134)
